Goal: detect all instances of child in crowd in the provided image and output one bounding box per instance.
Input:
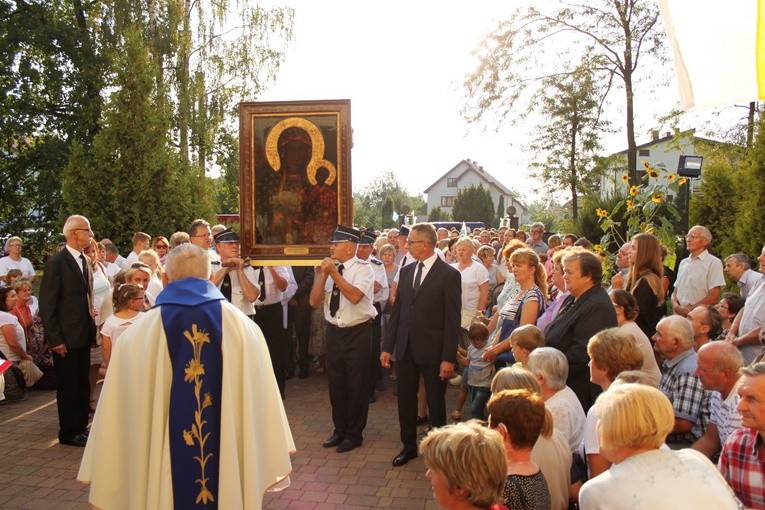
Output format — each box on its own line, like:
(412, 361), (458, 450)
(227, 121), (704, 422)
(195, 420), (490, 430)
(509, 324), (546, 367)
(456, 321), (495, 420)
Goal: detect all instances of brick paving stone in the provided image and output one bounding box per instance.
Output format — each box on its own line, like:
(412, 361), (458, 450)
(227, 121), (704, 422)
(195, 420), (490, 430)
(0, 368), (460, 509)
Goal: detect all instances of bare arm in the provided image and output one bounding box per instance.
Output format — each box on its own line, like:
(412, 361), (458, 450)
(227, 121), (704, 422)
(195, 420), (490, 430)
(309, 265), (327, 309)
(0, 324), (32, 360)
(690, 423), (721, 459)
(477, 281), (489, 311)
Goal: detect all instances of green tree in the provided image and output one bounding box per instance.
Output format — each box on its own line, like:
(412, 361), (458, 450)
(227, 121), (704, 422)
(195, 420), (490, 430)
(528, 66), (606, 220)
(62, 27), (195, 248)
(494, 195), (505, 228)
(214, 129), (240, 214)
(381, 198), (395, 229)
(353, 171), (425, 229)
(464, 0), (666, 185)
(734, 117), (765, 256)
(451, 184), (494, 226)
(428, 206), (450, 222)
(689, 153), (741, 257)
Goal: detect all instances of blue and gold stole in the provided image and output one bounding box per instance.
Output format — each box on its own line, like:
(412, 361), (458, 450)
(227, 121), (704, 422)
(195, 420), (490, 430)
(156, 277), (225, 508)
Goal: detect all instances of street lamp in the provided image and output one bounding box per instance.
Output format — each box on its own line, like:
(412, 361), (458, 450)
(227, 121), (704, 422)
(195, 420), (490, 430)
(677, 155), (704, 240)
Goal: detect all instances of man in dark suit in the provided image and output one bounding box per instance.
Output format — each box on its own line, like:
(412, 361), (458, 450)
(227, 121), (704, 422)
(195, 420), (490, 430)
(381, 223), (462, 467)
(40, 215), (97, 447)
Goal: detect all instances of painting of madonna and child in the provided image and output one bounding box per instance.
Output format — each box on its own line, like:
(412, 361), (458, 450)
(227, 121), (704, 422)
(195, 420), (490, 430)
(238, 100), (353, 263)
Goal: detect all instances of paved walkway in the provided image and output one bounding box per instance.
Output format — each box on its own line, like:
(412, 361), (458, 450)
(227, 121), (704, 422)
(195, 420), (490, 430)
(0, 371), (462, 509)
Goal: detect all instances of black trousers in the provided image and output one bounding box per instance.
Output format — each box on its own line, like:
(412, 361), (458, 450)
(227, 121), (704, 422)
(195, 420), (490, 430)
(253, 303), (285, 397)
(326, 321), (372, 445)
(289, 301), (312, 372)
(396, 345), (447, 452)
(369, 303), (382, 397)
(52, 346), (91, 441)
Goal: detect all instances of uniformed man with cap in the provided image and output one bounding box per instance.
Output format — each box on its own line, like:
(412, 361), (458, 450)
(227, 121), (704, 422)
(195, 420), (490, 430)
(356, 228), (389, 403)
(210, 228), (261, 317)
(309, 225), (377, 453)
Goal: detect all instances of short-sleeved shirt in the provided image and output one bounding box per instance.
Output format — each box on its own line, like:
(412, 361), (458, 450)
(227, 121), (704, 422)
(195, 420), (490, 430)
(710, 378), (743, 447)
(322, 257), (377, 328)
(366, 257), (389, 305)
(739, 279), (765, 364)
(467, 344), (494, 388)
(212, 264), (261, 316)
(547, 386), (586, 452)
(100, 313), (140, 347)
(455, 261), (489, 311)
(660, 348), (710, 442)
(0, 311), (26, 361)
(674, 250), (726, 307)
(720, 427), (765, 509)
(253, 266), (290, 307)
(0, 256), (35, 279)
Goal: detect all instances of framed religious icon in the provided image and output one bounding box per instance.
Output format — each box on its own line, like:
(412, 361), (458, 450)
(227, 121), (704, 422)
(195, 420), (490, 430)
(239, 99), (352, 265)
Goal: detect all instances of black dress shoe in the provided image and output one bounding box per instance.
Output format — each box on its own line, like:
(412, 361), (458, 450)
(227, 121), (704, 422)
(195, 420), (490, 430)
(60, 433), (88, 447)
(336, 439), (360, 453)
(392, 449), (418, 467)
(322, 433), (344, 448)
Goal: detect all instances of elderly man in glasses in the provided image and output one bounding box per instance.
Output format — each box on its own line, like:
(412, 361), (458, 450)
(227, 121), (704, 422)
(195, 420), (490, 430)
(671, 225), (726, 317)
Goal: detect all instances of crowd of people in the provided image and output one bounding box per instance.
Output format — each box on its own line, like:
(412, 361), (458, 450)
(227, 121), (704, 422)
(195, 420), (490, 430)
(1, 217), (765, 509)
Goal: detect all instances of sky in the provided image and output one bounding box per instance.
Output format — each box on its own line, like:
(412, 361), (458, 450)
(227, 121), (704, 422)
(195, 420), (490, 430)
(255, 1), (735, 205)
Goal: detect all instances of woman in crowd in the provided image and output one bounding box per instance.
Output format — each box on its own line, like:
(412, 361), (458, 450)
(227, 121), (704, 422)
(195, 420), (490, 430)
(10, 280), (55, 388)
(101, 284), (145, 369)
(544, 234), (562, 278)
(138, 249), (164, 298)
(625, 233), (665, 338)
(85, 240), (112, 413)
(575, 328), (644, 501)
(537, 249), (569, 331)
(487, 389), (552, 510)
(450, 237), (490, 416)
(526, 347), (586, 454)
(497, 229), (516, 269)
(419, 421), (509, 510)
(716, 292), (745, 341)
(478, 245), (505, 291)
(491, 367), (570, 510)
(579, 383), (741, 509)
(9, 280), (36, 341)
(544, 249), (618, 411)
(493, 240), (528, 314)
(483, 249), (547, 365)
(516, 231), (527, 243)
(151, 235), (170, 263)
(609, 290), (662, 387)
(0, 287), (42, 388)
(0, 287), (32, 363)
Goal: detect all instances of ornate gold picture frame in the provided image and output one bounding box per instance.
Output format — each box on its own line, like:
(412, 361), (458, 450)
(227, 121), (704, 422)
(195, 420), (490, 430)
(239, 100), (352, 265)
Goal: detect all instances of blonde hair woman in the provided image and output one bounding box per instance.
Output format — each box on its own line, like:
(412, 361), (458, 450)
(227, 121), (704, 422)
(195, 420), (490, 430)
(579, 384), (740, 509)
(419, 421), (507, 510)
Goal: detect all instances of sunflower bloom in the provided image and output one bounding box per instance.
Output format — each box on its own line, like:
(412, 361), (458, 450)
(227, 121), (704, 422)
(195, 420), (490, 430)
(621, 174), (629, 183)
(678, 177), (687, 185)
(651, 193), (664, 203)
(626, 199), (634, 211)
(667, 173), (677, 182)
(596, 208), (609, 218)
(648, 168), (659, 178)
(593, 244), (603, 253)
(629, 185), (639, 197)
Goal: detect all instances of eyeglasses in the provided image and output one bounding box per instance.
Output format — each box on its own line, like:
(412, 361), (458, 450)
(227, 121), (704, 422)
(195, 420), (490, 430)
(406, 239), (427, 246)
(154, 245), (168, 249)
(686, 234), (703, 240)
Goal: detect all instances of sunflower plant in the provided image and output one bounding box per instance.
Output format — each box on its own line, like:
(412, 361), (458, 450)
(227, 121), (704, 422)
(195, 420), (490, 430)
(595, 161), (687, 279)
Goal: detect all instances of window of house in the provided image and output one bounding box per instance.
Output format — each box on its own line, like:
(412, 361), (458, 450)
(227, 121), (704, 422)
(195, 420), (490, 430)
(441, 196), (454, 207)
(447, 178), (458, 187)
(638, 149), (650, 156)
